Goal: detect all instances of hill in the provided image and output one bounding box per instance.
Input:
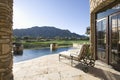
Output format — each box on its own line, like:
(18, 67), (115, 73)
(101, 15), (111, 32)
(13, 26), (86, 39)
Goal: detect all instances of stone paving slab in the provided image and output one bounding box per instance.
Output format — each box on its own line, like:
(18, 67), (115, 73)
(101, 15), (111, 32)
(13, 54), (120, 80)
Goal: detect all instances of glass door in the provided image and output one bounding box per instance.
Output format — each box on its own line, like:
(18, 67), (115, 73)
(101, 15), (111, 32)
(96, 18), (107, 62)
(109, 13), (120, 70)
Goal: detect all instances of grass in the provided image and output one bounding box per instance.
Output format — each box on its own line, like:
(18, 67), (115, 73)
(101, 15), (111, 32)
(23, 40), (89, 49)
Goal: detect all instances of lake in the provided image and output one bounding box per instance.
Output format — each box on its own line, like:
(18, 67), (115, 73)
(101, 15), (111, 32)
(13, 47), (72, 63)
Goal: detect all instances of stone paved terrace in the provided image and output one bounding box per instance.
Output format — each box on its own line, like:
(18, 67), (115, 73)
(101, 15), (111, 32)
(13, 54), (120, 80)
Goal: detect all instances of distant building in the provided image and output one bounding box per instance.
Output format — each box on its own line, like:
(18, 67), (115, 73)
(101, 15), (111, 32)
(90, 0), (120, 71)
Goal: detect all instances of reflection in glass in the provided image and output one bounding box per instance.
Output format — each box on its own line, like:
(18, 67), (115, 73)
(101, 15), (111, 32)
(118, 15), (120, 44)
(97, 18), (107, 60)
(118, 15), (120, 26)
(112, 16), (117, 28)
(111, 14), (120, 64)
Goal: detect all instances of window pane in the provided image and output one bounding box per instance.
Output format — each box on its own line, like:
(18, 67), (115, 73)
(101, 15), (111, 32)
(101, 19), (107, 40)
(112, 39), (118, 49)
(97, 21), (102, 39)
(97, 18), (107, 60)
(112, 16), (117, 28)
(111, 15), (120, 64)
(118, 15), (120, 44)
(112, 16), (118, 39)
(118, 15), (120, 27)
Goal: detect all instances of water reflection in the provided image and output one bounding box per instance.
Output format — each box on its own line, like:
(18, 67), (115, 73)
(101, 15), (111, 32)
(14, 51), (23, 56)
(13, 47), (72, 63)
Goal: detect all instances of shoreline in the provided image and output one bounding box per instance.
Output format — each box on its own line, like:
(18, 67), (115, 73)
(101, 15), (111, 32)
(13, 46), (73, 63)
(14, 53), (58, 64)
(23, 45), (72, 50)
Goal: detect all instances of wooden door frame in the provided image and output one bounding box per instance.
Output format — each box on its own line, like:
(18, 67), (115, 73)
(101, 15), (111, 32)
(96, 17), (108, 63)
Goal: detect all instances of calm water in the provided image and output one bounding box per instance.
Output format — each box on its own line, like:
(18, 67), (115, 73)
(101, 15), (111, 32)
(13, 47), (72, 63)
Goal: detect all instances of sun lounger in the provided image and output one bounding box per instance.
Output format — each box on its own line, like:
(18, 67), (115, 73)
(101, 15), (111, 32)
(59, 45), (83, 61)
(59, 44), (95, 67)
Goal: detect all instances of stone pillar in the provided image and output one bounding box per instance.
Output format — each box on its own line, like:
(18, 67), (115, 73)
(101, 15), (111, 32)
(90, 12), (96, 59)
(0, 0), (13, 80)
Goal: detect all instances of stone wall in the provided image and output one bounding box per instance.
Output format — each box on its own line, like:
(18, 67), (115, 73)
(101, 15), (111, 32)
(0, 0), (13, 80)
(90, 0), (117, 13)
(90, 0), (106, 12)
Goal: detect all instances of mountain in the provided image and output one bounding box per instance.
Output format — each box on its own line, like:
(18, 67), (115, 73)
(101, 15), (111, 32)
(13, 26), (85, 39)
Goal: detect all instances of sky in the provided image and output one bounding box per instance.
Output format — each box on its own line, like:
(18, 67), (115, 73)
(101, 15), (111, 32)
(13, 0), (90, 35)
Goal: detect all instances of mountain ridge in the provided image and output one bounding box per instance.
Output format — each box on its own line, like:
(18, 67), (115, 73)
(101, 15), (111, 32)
(13, 26), (85, 39)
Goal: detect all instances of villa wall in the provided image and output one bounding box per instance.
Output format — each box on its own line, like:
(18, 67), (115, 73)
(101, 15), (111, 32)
(89, 0), (117, 59)
(0, 0), (13, 80)
(90, 0), (107, 12)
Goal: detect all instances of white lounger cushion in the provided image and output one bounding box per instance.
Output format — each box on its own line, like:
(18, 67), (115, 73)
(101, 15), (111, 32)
(59, 44), (83, 57)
